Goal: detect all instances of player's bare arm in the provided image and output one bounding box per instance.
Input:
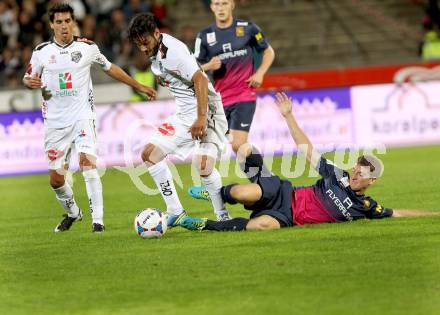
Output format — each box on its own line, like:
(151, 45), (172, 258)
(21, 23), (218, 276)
(105, 63), (157, 100)
(275, 92), (321, 169)
(189, 70), (208, 140)
(23, 73), (43, 89)
(246, 45), (275, 88)
(201, 56), (222, 72)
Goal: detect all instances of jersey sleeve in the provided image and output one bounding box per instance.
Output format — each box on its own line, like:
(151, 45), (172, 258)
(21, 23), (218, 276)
(174, 45), (201, 82)
(24, 50), (43, 78)
(366, 199), (394, 219)
(91, 44), (112, 71)
(194, 32), (209, 64)
(316, 157), (345, 179)
(249, 22), (269, 52)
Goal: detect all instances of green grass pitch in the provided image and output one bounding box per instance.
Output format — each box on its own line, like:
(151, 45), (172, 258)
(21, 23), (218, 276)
(1, 145), (439, 315)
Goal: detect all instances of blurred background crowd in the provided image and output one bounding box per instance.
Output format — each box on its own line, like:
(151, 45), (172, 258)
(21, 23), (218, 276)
(1, 0), (440, 90)
(0, 0), (183, 90)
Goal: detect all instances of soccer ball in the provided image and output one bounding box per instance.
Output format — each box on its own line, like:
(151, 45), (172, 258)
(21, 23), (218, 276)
(134, 208), (167, 239)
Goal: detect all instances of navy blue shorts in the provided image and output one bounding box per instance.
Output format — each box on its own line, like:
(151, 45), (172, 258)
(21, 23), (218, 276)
(224, 101), (256, 132)
(240, 149), (294, 227)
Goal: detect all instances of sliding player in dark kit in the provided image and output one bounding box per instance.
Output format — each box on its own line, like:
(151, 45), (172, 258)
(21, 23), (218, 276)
(182, 93), (424, 232)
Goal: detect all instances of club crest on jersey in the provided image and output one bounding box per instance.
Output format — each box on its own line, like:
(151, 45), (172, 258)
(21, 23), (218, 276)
(207, 32), (217, 46)
(236, 26), (245, 37)
(363, 199), (371, 209)
(71, 51), (82, 63)
(49, 55), (56, 64)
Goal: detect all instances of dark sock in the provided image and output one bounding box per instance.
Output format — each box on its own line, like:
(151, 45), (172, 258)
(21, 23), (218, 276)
(204, 218), (249, 231)
(221, 184), (238, 204)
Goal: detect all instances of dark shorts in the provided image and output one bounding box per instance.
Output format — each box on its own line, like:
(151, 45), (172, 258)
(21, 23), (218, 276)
(240, 150), (294, 227)
(247, 175), (294, 227)
(224, 101), (256, 132)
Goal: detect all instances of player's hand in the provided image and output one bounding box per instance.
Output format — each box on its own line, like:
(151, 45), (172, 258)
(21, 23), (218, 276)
(246, 71), (264, 88)
(275, 92), (293, 117)
(23, 73), (42, 89)
(208, 57), (222, 71)
(189, 116), (207, 140)
(136, 84), (157, 100)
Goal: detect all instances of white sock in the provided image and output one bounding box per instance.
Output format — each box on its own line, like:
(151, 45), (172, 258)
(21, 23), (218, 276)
(53, 184), (81, 218)
(83, 169), (104, 225)
(148, 160), (184, 216)
(201, 169), (229, 218)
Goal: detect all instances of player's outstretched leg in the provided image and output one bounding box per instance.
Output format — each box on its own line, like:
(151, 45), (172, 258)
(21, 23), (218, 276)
(221, 183), (262, 207)
(142, 143), (187, 228)
(181, 216), (248, 231)
(181, 215), (281, 232)
(50, 169), (83, 232)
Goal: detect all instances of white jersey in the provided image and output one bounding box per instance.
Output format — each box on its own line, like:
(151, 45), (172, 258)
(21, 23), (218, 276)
(25, 37), (112, 128)
(150, 33), (222, 123)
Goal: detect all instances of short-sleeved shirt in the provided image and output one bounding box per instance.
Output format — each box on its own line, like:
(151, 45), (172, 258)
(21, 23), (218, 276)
(25, 37), (112, 128)
(194, 19), (269, 106)
(150, 33), (222, 124)
(309, 157), (394, 222)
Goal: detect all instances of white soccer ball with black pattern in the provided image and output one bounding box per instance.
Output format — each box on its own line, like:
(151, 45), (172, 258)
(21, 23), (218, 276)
(134, 208), (167, 238)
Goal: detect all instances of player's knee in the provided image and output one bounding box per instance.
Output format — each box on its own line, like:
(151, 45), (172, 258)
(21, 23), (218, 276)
(229, 185), (247, 202)
(141, 146), (152, 163)
(141, 144), (159, 165)
(49, 173), (65, 189)
(79, 153), (95, 171)
(231, 140), (246, 154)
(246, 218), (279, 231)
(197, 155), (214, 177)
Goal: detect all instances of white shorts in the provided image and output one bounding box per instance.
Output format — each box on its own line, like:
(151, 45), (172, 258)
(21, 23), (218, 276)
(150, 109), (228, 160)
(44, 119), (98, 170)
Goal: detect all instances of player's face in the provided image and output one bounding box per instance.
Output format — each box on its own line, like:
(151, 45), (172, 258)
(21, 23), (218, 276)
(211, 0), (235, 23)
(349, 164), (375, 193)
(134, 29), (161, 58)
(50, 12), (75, 44)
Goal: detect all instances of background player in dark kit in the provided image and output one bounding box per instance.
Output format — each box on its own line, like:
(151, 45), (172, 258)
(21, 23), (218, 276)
(194, 0), (275, 153)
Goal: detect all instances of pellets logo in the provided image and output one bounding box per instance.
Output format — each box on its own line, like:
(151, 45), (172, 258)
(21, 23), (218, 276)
(59, 72), (73, 89)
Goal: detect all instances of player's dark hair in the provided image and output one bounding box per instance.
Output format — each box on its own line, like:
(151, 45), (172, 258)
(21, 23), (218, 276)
(48, 3), (75, 22)
(128, 13), (158, 42)
(357, 155), (383, 178)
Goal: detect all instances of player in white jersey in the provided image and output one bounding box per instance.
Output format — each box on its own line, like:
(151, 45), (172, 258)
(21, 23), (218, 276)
(127, 13), (231, 225)
(23, 4), (156, 233)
